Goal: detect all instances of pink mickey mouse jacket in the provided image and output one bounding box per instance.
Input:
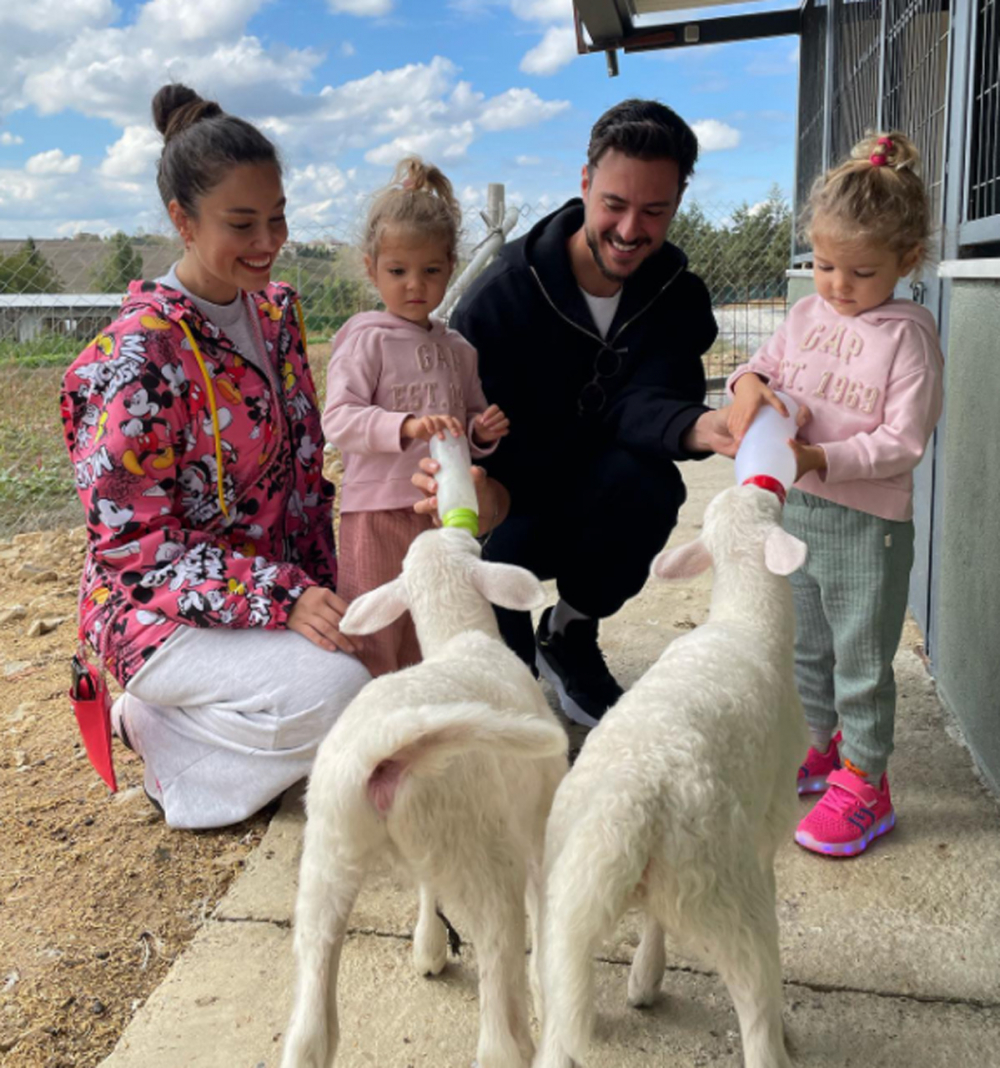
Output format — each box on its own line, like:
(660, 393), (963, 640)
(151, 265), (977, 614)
(728, 294), (943, 521)
(60, 279), (336, 687)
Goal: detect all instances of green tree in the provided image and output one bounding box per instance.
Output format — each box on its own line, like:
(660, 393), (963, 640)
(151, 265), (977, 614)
(0, 238), (61, 293)
(668, 202), (729, 303)
(722, 185), (793, 302)
(92, 231), (144, 293)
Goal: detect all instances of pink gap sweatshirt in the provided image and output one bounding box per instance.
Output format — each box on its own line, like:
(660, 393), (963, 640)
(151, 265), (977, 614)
(322, 311), (496, 513)
(727, 294), (943, 521)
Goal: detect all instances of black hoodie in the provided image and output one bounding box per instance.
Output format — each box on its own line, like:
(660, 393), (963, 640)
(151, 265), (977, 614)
(450, 198), (718, 508)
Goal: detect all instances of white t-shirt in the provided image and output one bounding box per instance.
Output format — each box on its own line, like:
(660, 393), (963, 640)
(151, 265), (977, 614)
(579, 286), (622, 339)
(159, 263), (266, 370)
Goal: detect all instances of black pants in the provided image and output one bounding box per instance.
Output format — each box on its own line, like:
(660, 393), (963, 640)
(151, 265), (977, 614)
(483, 445), (686, 666)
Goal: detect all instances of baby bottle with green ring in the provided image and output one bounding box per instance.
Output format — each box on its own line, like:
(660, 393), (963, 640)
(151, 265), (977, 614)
(429, 432), (479, 535)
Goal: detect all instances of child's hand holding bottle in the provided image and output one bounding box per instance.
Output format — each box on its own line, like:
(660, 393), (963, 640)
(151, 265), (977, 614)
(402, 414), (465, 443)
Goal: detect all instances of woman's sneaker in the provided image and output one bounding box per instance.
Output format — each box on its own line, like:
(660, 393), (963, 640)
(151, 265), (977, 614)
(797, 731), (842, 794)
(795, 767), (895, 857)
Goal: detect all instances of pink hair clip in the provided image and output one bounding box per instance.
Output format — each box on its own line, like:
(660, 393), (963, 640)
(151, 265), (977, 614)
(870, 136), (894, 167)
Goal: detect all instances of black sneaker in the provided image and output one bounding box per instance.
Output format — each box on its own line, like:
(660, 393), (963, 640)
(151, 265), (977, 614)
(535, 607), (623, 728)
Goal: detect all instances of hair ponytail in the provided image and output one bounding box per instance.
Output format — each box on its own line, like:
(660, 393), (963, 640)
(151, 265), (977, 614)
(152, 83), (280, 217)
(805, 130), (931, 270)
(363, 156), (462, 263)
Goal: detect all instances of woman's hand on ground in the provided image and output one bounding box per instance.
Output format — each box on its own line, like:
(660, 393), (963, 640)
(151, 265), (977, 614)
(288, 586), (357, 655)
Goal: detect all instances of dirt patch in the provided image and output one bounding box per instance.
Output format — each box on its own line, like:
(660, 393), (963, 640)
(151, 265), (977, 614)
(0, 527), (271, 1068)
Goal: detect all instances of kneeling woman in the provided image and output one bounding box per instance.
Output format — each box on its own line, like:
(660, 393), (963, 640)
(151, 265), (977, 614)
(61, 84), (370, 829)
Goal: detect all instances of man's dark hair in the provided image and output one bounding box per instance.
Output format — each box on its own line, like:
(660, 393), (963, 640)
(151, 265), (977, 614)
(587, 99), (699, 187)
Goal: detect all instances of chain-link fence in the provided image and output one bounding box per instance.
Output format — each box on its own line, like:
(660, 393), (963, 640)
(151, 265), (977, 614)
(0, 193), (792, 539)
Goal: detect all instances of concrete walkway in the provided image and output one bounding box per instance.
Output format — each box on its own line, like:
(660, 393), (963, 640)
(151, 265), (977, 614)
(100, 458), (1000, 1068)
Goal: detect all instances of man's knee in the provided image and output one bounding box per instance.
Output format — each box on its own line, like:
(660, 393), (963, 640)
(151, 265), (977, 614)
(584, 447), (685, 529)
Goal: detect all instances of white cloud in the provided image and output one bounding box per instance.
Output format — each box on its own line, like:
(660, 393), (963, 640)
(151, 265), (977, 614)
(520, 25), (577, 76)
(0, 0), (115, 34)
(99, 125), (162, 180)
(14, 8), (322, 128)
(0, 168), (43, 205)
(327, 0), (393, 14)
(692, 119), (741, 152)
(0, 132), (23, 145)
(136, 0), (269, 42)
(516, 154), (540, 165)
(25, 149), (82, 175)
(479, 87), (568, 129)
(0, 7), (574, 235)
(341, 40), (356, 56)
(511, 0), (570, 22)
(366, 122), (477, 165)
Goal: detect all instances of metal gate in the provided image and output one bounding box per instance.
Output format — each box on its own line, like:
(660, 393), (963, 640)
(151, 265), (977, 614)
(793, 0), (951, 651)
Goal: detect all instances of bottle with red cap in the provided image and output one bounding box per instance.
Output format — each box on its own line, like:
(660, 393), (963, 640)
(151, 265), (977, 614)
(733, 390), (800, 503)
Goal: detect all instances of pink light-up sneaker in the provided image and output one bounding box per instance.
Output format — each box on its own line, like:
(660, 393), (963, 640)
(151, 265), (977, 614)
(795, 767), (895, 858)
(797, 731), (842, 795)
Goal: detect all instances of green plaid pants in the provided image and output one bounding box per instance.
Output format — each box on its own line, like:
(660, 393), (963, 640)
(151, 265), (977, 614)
(783, 489), (915, 780)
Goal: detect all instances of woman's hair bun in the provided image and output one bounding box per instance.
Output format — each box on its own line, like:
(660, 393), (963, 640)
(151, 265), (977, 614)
(152, 83), (223, 142)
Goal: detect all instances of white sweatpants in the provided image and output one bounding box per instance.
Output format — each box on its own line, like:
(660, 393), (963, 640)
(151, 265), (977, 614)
(121, 626), (371, 829)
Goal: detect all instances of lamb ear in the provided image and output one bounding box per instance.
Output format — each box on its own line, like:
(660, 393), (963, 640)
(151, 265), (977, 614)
(471, 560), (546, 612)
(339, 577), (410, 635)
(764, 526), (808, 575)
(651, 538), (712, 580)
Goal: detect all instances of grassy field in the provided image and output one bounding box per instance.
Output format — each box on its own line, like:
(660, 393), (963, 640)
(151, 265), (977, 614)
(0, 302), (782, 540)
(0, 362), (79, 539)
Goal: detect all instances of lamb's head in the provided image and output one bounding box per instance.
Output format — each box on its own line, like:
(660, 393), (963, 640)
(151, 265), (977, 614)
(650, 484), (806, 582)
(339, 527), (546, 653)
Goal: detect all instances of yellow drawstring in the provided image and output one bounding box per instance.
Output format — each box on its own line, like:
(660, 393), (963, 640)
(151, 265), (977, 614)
(293, 298), (308, 354)
(178, 319), (229, 519)
(174, 298), (305, 521)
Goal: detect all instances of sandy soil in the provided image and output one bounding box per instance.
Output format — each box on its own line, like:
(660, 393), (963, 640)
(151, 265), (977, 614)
(0, 526), (271, 1068)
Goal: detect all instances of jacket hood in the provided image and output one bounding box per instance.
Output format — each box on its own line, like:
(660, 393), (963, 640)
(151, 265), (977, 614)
(122, 277), (296, 331)
(117, 278), (300, 365)
(331, 309), (449, 349)
(856, 297), (939, 332)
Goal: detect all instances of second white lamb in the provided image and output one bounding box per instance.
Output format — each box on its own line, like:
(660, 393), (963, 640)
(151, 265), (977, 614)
(533, 484), (808, 1068)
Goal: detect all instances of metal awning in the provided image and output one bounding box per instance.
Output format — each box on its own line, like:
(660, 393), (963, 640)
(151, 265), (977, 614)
(573, 0), (802, 75)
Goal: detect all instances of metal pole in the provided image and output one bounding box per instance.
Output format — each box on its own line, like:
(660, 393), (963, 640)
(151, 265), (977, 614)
(438, 184), (519, 320)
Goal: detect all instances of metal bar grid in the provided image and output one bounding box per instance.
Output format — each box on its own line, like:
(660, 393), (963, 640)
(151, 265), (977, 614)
(968, 0), (999, 222)
(794, 0), (828, 256)
(829, 0), (882, 164)
(882, 0), (951, 235)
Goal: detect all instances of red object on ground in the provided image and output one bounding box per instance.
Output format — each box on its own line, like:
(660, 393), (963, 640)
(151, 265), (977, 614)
(69, 656), (117, 792)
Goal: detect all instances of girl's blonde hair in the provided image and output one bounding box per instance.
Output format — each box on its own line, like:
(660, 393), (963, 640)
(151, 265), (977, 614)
(363, 156), (462, 263)
(805, 131), (931, 270)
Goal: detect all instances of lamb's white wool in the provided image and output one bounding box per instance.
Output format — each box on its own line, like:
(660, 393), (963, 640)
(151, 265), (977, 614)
(281, 528), (568, 1068)
(533, 485), (809, 1068)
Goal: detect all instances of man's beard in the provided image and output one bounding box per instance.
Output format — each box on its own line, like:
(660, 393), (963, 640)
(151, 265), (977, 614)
(585, 225), (649, 283)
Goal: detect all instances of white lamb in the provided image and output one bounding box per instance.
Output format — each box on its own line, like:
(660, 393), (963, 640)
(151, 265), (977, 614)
(280, 527), (569, 1068)
(533, 484), (808, 1068)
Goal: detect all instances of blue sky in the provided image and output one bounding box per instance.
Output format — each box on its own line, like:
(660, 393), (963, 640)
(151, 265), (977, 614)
(0, 0), (799, 240)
